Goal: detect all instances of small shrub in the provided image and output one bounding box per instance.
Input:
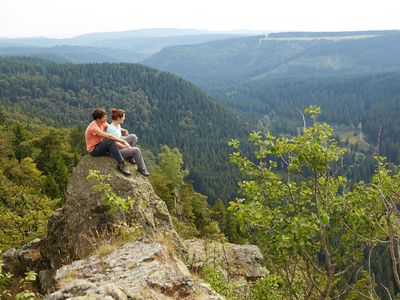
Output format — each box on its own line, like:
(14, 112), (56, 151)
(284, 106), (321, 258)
(1, 265), (39, 300)
(249, 274), (285, 300)
(0, 260), (13, 292)
(171, 217), (199, 239)
(87, 170), (136, 215)
(202, 264), (228, 296)
(201, 264), (244, 299)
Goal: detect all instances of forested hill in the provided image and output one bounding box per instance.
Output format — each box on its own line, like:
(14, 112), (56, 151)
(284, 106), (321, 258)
(143, 31), (400, 84)
(0, 57), (248, 201)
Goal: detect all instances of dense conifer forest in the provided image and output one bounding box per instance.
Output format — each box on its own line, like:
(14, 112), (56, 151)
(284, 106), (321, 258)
(0, 57), (248, 201)
(212, 73), (400, 159)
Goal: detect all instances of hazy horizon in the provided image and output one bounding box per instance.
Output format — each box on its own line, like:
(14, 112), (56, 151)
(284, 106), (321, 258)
(0, 27), (268, 40)
(1, 27), (399, 41)
(2, 0), (400, 39)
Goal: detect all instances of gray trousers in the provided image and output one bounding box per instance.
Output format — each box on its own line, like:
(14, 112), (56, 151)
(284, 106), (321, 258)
(120, 134), (147, 171)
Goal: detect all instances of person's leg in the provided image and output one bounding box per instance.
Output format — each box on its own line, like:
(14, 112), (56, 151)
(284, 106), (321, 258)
(120, 146), (147, 172)
(122, 134), (137, 164)
(91, 140), (124, 163)
(123, 134), (138, 147)
(91, 140), (130, 175)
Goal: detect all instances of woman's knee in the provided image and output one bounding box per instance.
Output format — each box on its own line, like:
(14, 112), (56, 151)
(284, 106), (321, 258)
(126, 134), (138, 145)
(131, 134), (138, 144)
(132, 147), (141, 155)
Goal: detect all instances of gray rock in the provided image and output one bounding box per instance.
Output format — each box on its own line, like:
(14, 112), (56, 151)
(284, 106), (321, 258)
(2, 238), (44, 275)
(184, 239), (266, 280)
(40, 155), (185, 270)
(184, 239), (267, 296)
(45, 240), (222, 299)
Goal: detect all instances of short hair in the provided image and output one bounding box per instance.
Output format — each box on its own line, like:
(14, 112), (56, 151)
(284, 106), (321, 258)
(92, 108), (106, 120)
(111, 108), (125, 120)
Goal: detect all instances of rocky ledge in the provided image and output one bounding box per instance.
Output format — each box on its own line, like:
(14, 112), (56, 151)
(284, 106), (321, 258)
(2, 155), (265, 299)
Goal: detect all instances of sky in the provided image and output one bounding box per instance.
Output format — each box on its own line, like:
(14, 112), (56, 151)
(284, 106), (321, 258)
(2, 0), (400, 38)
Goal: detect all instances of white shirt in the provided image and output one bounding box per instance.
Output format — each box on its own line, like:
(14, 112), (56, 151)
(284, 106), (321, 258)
(106, 123), (122, 137)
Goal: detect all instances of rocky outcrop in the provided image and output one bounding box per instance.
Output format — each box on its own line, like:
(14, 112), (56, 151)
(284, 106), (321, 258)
(2, 155), (265, 299)
(45, 240), (222, 300)
(40, 155), (185, 270)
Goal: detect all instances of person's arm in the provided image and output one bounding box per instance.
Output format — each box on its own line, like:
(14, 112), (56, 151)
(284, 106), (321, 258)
(97, 130), (130, 148)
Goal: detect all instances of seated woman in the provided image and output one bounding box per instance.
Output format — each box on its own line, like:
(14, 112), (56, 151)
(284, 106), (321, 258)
(107, 108), (150, 176)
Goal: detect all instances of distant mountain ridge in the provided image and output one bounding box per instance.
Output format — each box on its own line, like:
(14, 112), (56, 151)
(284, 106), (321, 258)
(143, 30), (400, 84)
(0, 28), (254, 62)
(0, 28), (217, 45)
(267, 30), (398, 38)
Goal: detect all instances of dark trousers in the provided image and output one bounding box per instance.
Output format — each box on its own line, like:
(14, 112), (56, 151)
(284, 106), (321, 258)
(90, 140), (123, 163)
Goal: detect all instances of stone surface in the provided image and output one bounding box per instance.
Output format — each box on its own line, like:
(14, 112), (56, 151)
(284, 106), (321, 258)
(184, 239), (266, 280)
(44, 240), (222, 300)
(2, 238), (45, 275)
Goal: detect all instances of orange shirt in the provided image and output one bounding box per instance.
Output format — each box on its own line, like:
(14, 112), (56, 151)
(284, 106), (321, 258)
(85, 121), (107, 152)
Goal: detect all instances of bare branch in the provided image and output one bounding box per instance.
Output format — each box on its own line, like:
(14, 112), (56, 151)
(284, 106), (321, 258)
(380, 283), (393, 300)
(296, 107), (307, 130)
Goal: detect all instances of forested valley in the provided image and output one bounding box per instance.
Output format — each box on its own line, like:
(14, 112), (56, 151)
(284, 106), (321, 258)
(3, 40), (400, 298)
(144, 31), (400, 187)
(208, 73), (400, 187)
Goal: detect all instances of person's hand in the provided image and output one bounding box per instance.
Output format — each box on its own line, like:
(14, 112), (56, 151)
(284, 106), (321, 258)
(122, 128), (129, 136)
(124, 140), (130, 148)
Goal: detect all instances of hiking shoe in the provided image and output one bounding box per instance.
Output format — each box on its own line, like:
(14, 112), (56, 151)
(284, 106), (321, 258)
(127, 157), (136, 165)
(118, 161), (131, 176)
(138, 169), (150, 176)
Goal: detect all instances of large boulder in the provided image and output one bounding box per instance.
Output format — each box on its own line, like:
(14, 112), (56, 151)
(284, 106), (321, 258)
(184, 239), (266, 281)
(40, 155), (185, 270)
(184, 239), (267, 296)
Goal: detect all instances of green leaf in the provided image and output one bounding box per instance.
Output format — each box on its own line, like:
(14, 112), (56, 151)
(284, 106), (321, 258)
(321, 212), (330, 226)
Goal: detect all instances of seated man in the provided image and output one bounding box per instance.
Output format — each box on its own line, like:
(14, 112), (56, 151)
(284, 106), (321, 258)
(85, 108), (131, 175)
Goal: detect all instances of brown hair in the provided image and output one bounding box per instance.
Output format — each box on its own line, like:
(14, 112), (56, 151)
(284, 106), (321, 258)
(92, 108), (106, 120)
(111, 108), (125, 120)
